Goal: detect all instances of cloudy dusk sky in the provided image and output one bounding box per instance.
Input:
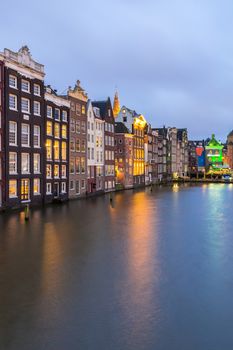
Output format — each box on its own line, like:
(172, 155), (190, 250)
(1, 0), (233, 140)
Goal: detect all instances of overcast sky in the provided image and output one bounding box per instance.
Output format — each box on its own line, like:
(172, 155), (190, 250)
(1, 0), (233, 140)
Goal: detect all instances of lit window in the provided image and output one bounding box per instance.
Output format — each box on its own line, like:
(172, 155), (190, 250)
(34, 101), (40, 116)
(21, 124), (30, 146)
(81, 105), (85, 114)
(46, 139), (52, 160)
(34, 153), (40, 174)
(61, 165), (66, 178)
(70, 159), (75, 174)
(54, 164), (59, 178)
(21, 80), (30, 93)
(61, 141), (67, 161)
(54, 108), (60, 120)
(9, 121), (17, 145)
(47, 106), (52, 118)
(9, 180), (17, 198)
(9, 152), (17, 174)
(33, 178), (40, 195)
(9, 94), (17, 110)
(21, 98), (30, 113)
(46, 164), (52, 178)
(62, 124), (67, 138)
(21, 179), (30, 201)
(34, 125), (40, 147)
(54, 123), (60, 138)
(46, 121), (53, 136)
(34, 84), (40, 96)
(21, 153), (30, 174)
(54, 140), (60, 160)
(62, 110), (67, 122)
(9, 75), (17, 89)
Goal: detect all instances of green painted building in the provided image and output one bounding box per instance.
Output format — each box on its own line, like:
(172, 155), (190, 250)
(205, 134), (223, 171)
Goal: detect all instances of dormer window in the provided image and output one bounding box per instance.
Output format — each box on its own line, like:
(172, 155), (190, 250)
(21, 80), (30, 93)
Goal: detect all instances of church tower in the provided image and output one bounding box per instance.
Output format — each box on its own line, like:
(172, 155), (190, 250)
(113, 90), (120, 117)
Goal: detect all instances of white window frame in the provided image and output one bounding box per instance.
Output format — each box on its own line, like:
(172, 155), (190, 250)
(33, 101), (40, 116)
(62, 110), (67, 122)
(9, 152), (17, 174)
(21, 124), (30, 147)
(21, 153), (30, 174)
(21, 97), (30, 114)
(33, 178), (40, 195)
(47, 106), (52, 118)
(46, 182), (52, 194)
(9, 94), (17, 111)
(9, 179), (18, 198)
(33, 84), (40, 96)
(9, 121), (17, 146)
(9, 75), (17, 89)
(33, 153), (40, 174)
(21, 80), (30, 93)
(61, 182), (66, 193)
(34, 125), (40, 148)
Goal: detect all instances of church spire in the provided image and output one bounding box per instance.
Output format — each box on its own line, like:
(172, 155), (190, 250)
(113, 90), (120, 117)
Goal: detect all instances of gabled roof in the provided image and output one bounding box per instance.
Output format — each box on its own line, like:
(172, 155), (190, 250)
(115, 122), (130, 134)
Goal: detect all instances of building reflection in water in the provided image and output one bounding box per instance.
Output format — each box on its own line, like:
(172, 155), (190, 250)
(110, 191), (162, 346)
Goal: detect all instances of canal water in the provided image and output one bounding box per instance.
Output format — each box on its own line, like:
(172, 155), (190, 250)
(1, 184), (233, 350)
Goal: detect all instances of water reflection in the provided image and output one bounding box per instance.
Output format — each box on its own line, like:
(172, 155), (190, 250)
(1, 185), (233, 349)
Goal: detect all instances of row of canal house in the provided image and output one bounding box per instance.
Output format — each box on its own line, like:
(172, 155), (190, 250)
(0, 45), (190, 210)
(0, 46), (117, 209)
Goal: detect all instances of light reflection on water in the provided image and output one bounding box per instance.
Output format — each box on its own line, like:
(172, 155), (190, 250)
(1, 184), (233, 349)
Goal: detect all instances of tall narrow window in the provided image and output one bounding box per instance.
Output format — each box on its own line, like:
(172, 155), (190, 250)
(34, 153), (40, 174)
(54, 123), (60, 138)
(21, 98), (30, 113)
(61, 165), (66, 178)
(54, 140), (60, 160)
(81, 157), (85, 174)
(33, 101), (40, 116)
(34, 84), (40, 96)
(46, 164), (52, 178)
(61, 141), (67, 161)
(21, 179), (30, 201)
(34, 125), (40, 147)
(9, 152), (17, 174)
(46, 121), (52, 136)
(21, 80), (30, 93)
(9, 180), (17, 198)
(62, 110), (67, 122)
(46, 139), (52, 160)
(9, 94), (17, 110)
(9, 75), (17, 89)
(21, 153), (30, 174)
(75, 158), (80, 174)
(33, 179), (40, 195)
(54, 164), (59, 178)
(47, 106), (52, 118)
(21, 124), (30, 146)
(9, 121), (17, 145)
(62, 124), (67, 138)
(54, 108), (60, 120)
